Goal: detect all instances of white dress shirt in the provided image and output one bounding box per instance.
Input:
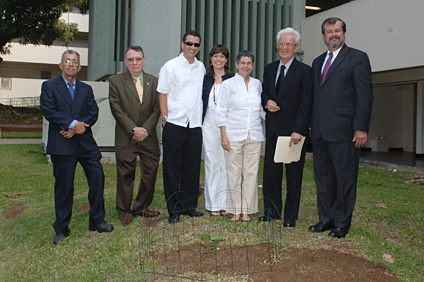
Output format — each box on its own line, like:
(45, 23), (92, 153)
(157, 53), (206, 128)
(216, 73), (265, 142)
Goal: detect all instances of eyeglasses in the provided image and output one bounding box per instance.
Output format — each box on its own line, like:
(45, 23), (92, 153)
(184, 41), (201, 48)
(126, 57), (144, 63)
(63, 59), (79, 65)
(278, 42), (297, 47)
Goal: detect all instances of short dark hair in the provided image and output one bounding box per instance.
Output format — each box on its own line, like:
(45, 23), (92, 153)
(235, 50), (254, 64)
(206, 44), (231, 77)
(125, 46), (144, 58)
(182, 30), (201, 43)
(61, 49), (80, 63)
(321, 17), (347, 34)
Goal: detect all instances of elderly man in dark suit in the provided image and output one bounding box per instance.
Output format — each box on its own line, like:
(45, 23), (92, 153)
(41, 50), (114, 245)
(309, 17), (373, 238)
(259, 27), (313, 227)
(109, 46), (161, 227)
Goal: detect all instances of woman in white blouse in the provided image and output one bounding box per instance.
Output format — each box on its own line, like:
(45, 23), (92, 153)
(202, 45), (232, 216)
(216, 50), (265, 222)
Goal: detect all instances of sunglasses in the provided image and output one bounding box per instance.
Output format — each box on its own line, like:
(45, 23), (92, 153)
(184, 41), (201, 48)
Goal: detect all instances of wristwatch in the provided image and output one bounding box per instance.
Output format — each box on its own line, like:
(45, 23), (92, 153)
(161, 116), (168, 121)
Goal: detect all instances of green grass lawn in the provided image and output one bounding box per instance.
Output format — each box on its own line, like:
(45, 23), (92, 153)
(0, 144), (423, 281)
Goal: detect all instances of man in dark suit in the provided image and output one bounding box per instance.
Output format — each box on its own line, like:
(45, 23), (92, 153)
(40, 50), (113, 245)
(309, 17), (373, 238)
(259, 28), (313, 227)
(109, 46), (160, 227)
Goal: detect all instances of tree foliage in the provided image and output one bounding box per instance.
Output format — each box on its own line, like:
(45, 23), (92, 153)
(0, 0), (89, 55)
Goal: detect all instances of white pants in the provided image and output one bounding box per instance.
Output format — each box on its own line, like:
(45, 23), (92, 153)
(225, 134), (261, 215)
(203, 125), (227, 212)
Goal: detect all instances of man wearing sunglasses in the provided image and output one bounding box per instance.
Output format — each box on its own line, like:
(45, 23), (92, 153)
(158, 30), (206, 224)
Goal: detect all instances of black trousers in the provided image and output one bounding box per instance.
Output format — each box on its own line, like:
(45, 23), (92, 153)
(312, 137), (360, 233)
(162, 122), (202, 214)
(262, 134), (306, 220)
(51, 145), (105, 235)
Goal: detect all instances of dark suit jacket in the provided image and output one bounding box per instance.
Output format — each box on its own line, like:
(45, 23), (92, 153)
(202, 73), (232, 123)
(261, 58), (313, 137)
(311, 45), (373, 142)
(108, 71), (160, 147)
(40, 76), (100, 155)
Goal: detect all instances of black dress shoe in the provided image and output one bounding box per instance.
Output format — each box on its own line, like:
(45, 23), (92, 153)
(53, 234), (66, 245)
(168, 214), (180, 224)
(329, 228), (347, 238)
(258, 215), (279, 222)
(182, 210), (204, 217)
(283, 220), (296, 228)
(89, 220), (114, 233)
(309, 221), (334, 232)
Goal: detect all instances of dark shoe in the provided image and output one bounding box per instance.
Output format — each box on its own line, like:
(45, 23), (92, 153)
(329, 228), (347, 238)
(309, 221), (334, 232)
(122, 218), (133, 226)
(283, 220), (296, 228)
(53, 233), (66, 245)
(143, 210), (160, 218)
(89, 220), (114, 233)
(182, 210), (204, 217)
(168, 214), (180, 224)
(258, 215), (279, 222)
(63, 228), (71, 237)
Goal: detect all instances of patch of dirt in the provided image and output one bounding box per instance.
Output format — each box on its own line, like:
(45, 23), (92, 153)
(0, 104), (43, 125)
(2, 204), (29, 219)
(73, 203), (90, 212)
(151, 243), (398, 281)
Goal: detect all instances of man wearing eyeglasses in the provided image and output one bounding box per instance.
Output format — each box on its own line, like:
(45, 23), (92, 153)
(108, 46), (161, 227)
(157, 30), (206, 224)
(259, 28), (313, 227)
(40, 50), (114, 245)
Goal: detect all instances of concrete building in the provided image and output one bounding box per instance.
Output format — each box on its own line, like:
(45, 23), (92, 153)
(2, 0), (424, 159)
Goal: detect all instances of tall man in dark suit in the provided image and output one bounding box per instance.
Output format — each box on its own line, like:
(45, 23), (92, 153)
(40, 50), (113, 245)
(309, 18), (373, 238)
(259, 28), (313, 227)
(109, 46), (161, 227)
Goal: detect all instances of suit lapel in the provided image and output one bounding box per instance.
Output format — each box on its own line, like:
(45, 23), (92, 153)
(142, 73), (152, 107)
(322, 45), (348, 86)
(278, 58), (297, 98)
(54, 77), (74, 108)
(123, 72), (140, 102)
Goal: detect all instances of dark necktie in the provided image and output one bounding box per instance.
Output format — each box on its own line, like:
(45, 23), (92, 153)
(321, 52), (333, 84)
(67, 82), (75, 100)
(275, 65), (286, 94)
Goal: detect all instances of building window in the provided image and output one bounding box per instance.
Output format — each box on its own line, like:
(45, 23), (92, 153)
(1, 78), (11, 90)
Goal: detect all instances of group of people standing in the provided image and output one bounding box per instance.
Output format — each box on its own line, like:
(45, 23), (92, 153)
(40, 16), (372, 245)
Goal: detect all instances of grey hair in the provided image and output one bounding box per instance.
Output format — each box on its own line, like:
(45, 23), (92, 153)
(235, 50), (255, 64)
(276, 27), (301, 45)
(61, 49), (80, 63)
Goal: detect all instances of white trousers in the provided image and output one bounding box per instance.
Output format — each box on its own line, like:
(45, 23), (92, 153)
(225, 133), (261, 215)
(203, 126), (227, 212)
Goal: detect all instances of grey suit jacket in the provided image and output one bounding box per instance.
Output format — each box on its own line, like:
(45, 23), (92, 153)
(108, 71), (160, 147)
(311, 44), (373, 142)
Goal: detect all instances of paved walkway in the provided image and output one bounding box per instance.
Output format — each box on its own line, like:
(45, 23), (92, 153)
(0, 139), (43, 144)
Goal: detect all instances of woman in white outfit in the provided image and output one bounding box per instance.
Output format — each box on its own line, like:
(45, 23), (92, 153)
(202, 45), (233, 216)
(216, 50), (265, 222)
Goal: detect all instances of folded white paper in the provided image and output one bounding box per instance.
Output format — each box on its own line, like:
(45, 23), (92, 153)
(273, 136), (306, 164)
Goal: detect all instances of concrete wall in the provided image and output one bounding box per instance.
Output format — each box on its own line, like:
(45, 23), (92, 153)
(368, 84), (415, 152)
(130, 0), (182, 77)
(301, 0), (424, 72)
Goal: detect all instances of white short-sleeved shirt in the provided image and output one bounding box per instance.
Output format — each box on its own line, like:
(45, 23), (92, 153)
(157, 53), (206, 128)
(215, 73), (265, 142)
